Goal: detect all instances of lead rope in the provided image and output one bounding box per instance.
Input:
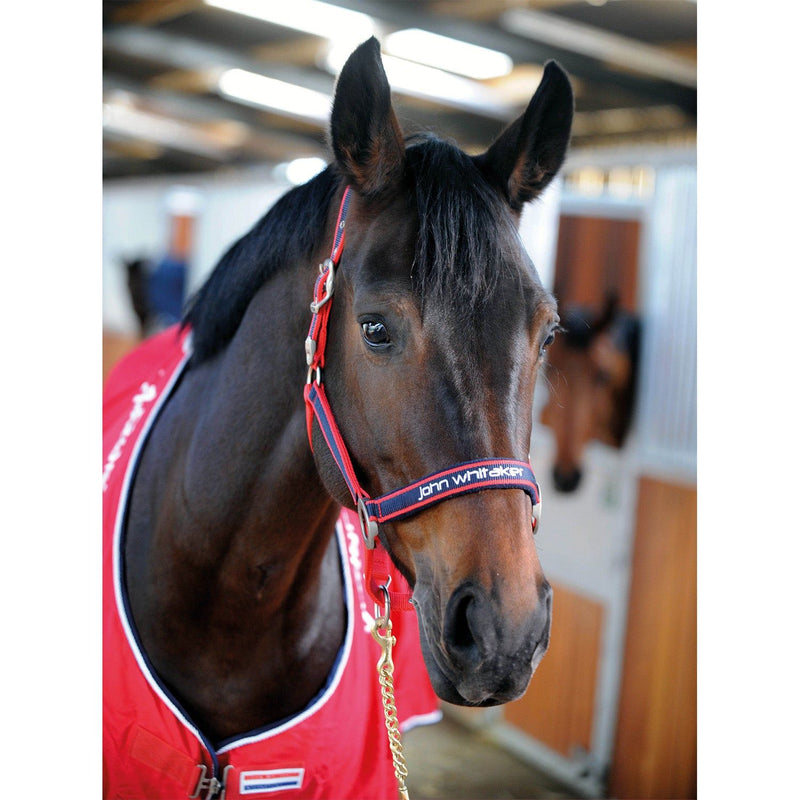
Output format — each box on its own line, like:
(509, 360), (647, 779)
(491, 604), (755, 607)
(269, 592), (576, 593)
(371, 583), (410, 800)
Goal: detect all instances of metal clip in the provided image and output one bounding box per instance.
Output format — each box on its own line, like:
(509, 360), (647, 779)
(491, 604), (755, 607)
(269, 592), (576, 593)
(190, 765), (232, 800)
(189, 765), (221, 800)
(371, 583), (394, 671)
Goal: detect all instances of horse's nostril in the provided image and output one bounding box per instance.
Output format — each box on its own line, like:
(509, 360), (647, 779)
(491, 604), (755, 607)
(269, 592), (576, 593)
(443, 589), (479, 667)
(443, 585), (494, 668)
(553, 464), (582, 493)
(449, 593), (475, 650)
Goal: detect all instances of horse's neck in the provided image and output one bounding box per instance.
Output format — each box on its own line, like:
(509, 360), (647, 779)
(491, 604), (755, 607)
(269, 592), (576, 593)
(124, 265), (346, 741)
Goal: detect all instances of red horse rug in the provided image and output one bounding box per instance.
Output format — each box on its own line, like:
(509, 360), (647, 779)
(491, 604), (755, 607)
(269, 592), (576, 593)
(103, 326), (440, 799)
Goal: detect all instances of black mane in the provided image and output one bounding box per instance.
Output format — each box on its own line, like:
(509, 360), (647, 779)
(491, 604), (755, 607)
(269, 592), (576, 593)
(184, 135), (519, 364)
(183, 166), (339, 364)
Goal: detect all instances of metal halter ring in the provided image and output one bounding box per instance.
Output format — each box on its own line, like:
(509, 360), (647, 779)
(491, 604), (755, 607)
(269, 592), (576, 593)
(373, 578), (392, 621)
(357, 496), (379, 549)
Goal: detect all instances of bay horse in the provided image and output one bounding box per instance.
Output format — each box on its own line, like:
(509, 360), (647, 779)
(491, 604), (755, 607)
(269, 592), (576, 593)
(541, 295), (641, 492)
(103, 37), (573, 799)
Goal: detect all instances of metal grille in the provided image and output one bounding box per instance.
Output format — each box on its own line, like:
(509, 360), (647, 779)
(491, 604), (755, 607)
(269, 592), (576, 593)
(636, 163), (697, 479)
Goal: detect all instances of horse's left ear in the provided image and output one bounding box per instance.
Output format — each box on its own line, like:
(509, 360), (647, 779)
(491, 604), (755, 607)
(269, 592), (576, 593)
(330, 37), (405, 197)
(476, 60), (574, 211)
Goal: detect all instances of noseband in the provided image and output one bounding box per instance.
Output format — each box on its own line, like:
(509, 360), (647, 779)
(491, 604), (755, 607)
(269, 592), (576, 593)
(304, 187), (542, 607)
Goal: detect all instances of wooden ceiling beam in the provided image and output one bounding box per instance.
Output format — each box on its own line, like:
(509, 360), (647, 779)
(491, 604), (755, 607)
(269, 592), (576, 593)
(112, 0), (204, 26)
(500, 7), (696, 88)
(104, 74), (327, 160)
(427, 0), (575, 21)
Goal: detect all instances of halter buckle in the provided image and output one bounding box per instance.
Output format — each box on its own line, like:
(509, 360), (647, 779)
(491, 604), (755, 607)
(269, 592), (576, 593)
(305, 336), (317, 366)
(309, 259), (335, 313)
(357, 496), (379, 549)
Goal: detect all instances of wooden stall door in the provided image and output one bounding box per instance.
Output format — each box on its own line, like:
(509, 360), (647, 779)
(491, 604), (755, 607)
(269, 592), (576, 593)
(552, 214), (640, 312)
(610, 476), (697, 798)
(505, 582), (604, 760)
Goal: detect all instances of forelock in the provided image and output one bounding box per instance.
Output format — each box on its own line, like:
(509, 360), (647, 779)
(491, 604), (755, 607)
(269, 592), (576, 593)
(405, 136), (520, 314)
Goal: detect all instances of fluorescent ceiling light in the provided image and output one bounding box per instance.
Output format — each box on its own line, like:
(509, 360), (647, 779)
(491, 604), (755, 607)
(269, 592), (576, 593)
(165, 187), (204, 216)
(204, 0), (374, 41)
(384, 28), (512, 80)
(218, 68), (331, 123)
(277, 157), (328, 186)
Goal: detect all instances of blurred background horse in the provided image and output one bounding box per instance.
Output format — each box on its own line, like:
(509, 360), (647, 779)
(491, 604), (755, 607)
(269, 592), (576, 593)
(541, 294), (640, 492)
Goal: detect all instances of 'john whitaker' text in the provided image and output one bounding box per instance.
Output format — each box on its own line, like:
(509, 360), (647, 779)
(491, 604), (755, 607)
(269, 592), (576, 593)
(416, 465), (524, 502)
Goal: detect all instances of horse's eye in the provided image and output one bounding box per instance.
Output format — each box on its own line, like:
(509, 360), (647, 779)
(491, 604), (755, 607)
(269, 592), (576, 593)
(361, 320), (390, 348)
(540, 327), (559, 354)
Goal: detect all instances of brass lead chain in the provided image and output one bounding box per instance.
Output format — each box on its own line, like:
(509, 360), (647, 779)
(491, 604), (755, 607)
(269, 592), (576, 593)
(371, 587), (410, 800)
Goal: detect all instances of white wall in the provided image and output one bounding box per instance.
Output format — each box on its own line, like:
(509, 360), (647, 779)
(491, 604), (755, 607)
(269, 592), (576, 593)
(637, 162), (697, 481)
(518, 177), (563, 292)
(103, 167), (290, 334)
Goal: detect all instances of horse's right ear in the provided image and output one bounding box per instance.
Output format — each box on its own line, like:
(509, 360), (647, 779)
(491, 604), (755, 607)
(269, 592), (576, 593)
(330, 37), (405, 197)
(477, 60), (574, 211)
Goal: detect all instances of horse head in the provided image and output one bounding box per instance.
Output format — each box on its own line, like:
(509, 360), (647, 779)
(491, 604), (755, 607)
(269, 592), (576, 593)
(542, 294), (641, 492)
(312, 38), (573, 706)
(122, 256), (153, 336)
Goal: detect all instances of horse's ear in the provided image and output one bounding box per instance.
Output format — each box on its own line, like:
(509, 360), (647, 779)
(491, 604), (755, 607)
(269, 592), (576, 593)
(477, 60), (573, 210)
(593, 291), (620, 332)
(330, 37), (405, 197)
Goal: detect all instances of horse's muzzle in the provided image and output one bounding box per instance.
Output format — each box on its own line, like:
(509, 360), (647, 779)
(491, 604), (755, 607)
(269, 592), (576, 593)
(553, 464), (582, 493)
(414, 578), (552, 706)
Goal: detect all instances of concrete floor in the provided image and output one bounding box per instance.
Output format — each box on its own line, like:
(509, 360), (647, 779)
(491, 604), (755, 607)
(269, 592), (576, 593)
(403, 715), (581, 800)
